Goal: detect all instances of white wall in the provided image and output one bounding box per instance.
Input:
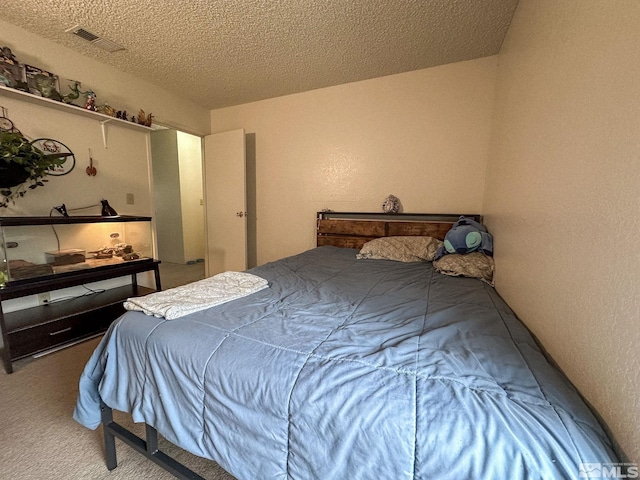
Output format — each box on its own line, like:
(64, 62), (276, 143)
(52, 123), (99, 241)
(211, 57), (498, 264)
(484, 0), (640, 462)
(0, 94), (152, 217)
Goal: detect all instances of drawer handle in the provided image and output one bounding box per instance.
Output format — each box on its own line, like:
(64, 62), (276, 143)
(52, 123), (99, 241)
(49, 327), (72, 336)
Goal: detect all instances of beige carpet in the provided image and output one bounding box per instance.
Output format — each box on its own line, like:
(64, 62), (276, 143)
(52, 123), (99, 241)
(158, 261), (206, 290)
(0, 336), (236, 480)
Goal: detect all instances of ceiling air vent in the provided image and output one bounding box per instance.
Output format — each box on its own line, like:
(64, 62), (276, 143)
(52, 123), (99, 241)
(65, 25), (125, 53)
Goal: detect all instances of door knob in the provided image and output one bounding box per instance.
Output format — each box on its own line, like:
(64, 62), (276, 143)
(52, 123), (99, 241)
(236, 211), (245, 217)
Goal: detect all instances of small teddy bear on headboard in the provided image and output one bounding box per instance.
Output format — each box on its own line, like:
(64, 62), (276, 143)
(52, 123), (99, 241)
(434, 216), (493, 260)
(382, 194), (401, 214)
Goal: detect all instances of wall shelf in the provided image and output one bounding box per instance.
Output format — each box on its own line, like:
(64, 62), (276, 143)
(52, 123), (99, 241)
(0, 85), (152, 148)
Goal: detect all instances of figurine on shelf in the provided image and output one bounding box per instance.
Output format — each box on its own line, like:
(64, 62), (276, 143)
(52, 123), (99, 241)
(97, 103), (116, 117)
(136, 109), (154, 127)
(0, 46), (16, 63)
(84, 91), (97, 111)
(62, 80), (90, 104)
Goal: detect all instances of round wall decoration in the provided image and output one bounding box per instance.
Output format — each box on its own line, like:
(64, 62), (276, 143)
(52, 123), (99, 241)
(0, 116), (15, 132)
(0, 107), (16, 132)
(30, 138), (76, 176)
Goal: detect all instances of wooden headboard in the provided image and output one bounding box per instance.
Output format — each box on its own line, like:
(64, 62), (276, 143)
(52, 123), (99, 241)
(317, 212), (482, 250)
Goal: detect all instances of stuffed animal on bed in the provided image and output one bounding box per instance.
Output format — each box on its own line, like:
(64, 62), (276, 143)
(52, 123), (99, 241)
(434, 216), (493, 260)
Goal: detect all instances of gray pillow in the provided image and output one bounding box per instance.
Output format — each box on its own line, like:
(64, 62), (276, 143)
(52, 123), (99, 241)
(356, 236), (442, 263)
(433, 252), (494, 286)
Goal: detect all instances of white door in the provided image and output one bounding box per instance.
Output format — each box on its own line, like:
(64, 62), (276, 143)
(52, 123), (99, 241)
(203, 129), (247, 276)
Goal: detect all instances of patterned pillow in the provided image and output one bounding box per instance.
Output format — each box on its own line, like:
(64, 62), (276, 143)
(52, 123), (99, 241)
(433, 252), (494, 286)
(356, 236), (443, 263)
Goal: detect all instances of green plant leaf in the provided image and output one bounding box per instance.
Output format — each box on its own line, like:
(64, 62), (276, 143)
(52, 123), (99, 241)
(0, 130), (64, 206)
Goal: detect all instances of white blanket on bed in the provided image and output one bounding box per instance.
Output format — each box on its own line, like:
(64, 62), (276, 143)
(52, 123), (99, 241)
(124, 271), (269, 320)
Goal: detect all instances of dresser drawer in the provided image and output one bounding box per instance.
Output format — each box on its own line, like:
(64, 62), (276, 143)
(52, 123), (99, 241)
(8, 303), (124, 360)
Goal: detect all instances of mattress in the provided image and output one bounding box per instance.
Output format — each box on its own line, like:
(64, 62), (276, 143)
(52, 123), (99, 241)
(74, 246), (619, 479)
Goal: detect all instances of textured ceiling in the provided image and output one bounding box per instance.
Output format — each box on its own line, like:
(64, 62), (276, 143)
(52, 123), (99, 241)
(1, 0), (518, 110)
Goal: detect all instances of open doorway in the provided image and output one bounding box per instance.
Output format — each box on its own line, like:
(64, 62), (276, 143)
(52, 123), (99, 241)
(150, 128), (206, 289)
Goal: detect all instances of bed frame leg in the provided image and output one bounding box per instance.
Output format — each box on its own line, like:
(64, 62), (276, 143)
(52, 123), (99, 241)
(146, 423), (159, 454)
(98, 401), (207, 479)
(100, 402), (118, 470)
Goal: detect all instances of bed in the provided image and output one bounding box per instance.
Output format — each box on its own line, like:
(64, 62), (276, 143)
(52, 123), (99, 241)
(74, 212), (620, 479)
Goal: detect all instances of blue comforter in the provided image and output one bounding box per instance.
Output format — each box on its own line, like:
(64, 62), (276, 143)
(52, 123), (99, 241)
(74, 246), (619, 479)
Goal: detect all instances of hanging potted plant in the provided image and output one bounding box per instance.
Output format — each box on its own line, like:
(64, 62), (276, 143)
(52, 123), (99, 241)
(0, 130), (65, 207)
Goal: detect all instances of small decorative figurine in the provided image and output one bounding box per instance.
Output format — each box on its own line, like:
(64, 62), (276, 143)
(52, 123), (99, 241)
(136, 110), (154, 127)
(62, 80), (81, 104)
(382, 194), (401, 214)
(0, 46), (16, 63)
(97, 104), (116, 117)
(62, 80), (91, 104)
(84, 91), (97, 111)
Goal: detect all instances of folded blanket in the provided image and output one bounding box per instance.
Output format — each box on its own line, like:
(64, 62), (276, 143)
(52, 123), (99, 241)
(124, 271), (269, 320)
